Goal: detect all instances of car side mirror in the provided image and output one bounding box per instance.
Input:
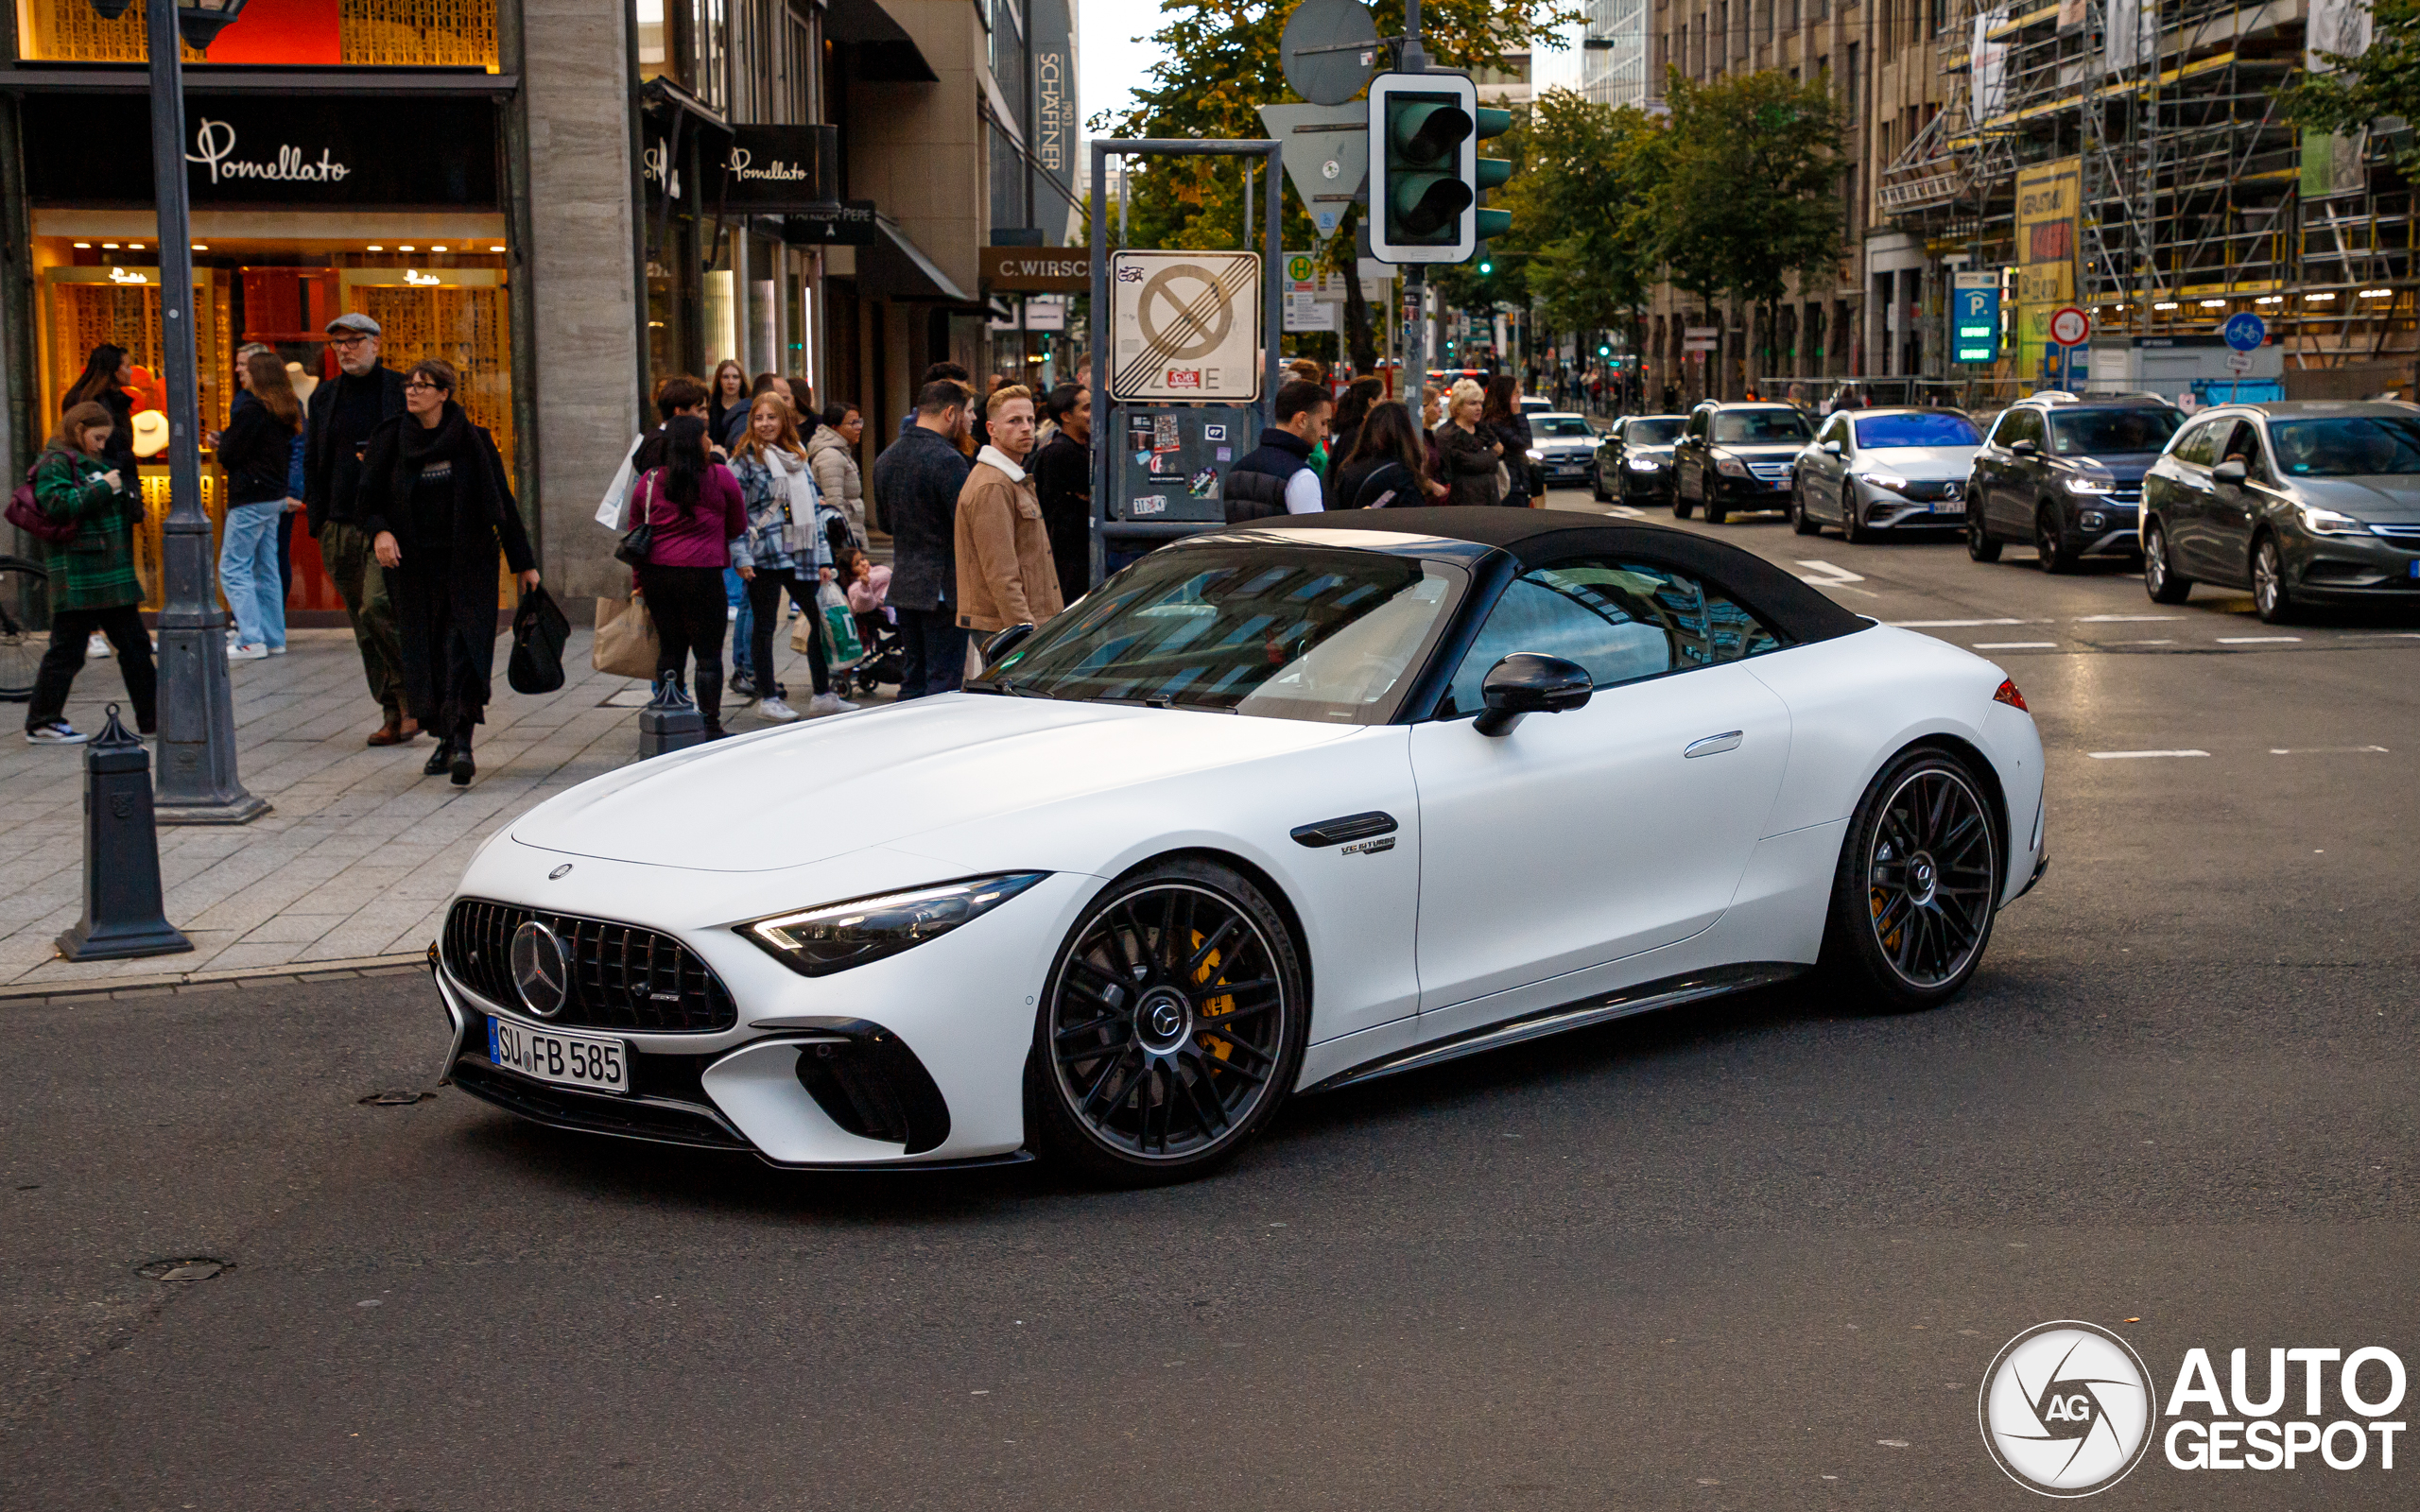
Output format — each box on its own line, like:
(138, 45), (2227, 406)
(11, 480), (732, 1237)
(2011, 439), (2039, 457)
(1820, 439), (1842, 455)
(981, 622), (1037, 664)
(1474, 653), (1593, 737)
(2212, 459), (2248, 486)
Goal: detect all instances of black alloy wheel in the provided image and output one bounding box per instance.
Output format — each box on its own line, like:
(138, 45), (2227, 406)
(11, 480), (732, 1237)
(1028, 858), (1306, 1184)
(1789, 478), (1821, 535)
(2252, 535), (2297, 624)
(1967, 511), (2002, 562)
(2034, 505), (2079, 574)
(2143, 522), (2191, 604)
(1821, 748), (2002, 1012)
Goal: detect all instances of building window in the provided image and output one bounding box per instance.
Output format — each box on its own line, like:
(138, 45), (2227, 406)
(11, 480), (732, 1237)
(18, 0), (498, 66)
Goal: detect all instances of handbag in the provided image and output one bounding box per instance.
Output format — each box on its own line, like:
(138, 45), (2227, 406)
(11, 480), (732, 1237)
(613, 472), (656, 569)
(820, 579), (863, 665)
(7, 464), (77, 545)
(507, 584), (571, 695)
(591, 593), (661, 679)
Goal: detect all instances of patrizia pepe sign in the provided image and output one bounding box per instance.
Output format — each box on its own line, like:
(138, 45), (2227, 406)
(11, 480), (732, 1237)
(186, 119), (352, 185)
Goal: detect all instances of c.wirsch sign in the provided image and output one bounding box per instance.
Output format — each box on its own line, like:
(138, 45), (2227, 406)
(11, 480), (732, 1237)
(22, 94), (499, 206)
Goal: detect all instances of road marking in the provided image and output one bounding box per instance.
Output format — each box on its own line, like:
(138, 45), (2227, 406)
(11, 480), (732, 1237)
(2270, 745), (2390, 755)
(1793, 559), (1866, 585)
(2089, 749), (2211, 759)
(1605, 505), (1646, 520)
(2217, 635), (2302, 644)
(2075, 613), (2183, 622)
(1973, 641), (2059, 649)
(1888, 617), (2029, 627)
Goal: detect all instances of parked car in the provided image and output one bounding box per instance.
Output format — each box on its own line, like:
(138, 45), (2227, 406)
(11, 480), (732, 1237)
(1966, 393), (2185, 571)
(2139, 400), (2420, 622)
(1789, 408), (1983, 541)
(1593, 414), (1688, 506)
(1672, 402), (1816, 523)
(1525, 412), (1600, 492)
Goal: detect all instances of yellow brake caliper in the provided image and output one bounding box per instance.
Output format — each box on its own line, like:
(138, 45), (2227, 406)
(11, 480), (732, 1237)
(1193, 929), (1235, 1061)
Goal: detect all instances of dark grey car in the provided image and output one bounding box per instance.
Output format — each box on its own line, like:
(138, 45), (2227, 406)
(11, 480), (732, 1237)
(1591, 414), (1687, 506)
(2140, 401), (2420, 623)
(1965, 395), (2186, 572)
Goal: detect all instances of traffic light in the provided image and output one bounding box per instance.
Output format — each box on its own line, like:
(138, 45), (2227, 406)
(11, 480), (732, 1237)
(1370, 72), (1482, 264)
(1474, 106), (1512, 242)
(1478, 257), (1494, 275)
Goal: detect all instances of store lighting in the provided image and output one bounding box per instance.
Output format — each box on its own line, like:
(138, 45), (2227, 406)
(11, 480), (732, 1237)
(191, 244), (207, 251)
(399, 244), (415, 251)
(432, 245), (448, 251)
(490, 244), (506, 252)
(102, 242), (120, 249)
(368, 244), (384, 251)
(2255, 295), (2283, 304)
(2308, 292), (2338, 301)
(74, 241), (92, 249)
(2152, 301), (2178, 311)
(2360, 287), (2394, 298)
(2198, 299), (2227, 308)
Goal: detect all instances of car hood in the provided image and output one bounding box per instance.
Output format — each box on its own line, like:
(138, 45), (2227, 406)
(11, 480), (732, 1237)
(1854, 445), (1979, 478)
(2064, 451), (2164, 482)
(1532, 437), (1597, 451)
(2286, 475), (2420, 522)
(1714, 442), (1810, 459)
(509, 696), (1358, 872)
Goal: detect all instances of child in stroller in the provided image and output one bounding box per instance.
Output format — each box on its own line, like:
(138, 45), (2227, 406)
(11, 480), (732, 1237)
(838, 547), (899, 699)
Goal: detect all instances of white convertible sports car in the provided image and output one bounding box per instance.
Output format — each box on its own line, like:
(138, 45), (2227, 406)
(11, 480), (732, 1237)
(432, 508), (2047, 1183)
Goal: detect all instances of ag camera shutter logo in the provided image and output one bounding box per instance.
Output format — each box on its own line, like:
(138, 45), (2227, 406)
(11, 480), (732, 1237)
(1980, 1321), (2156, 1496)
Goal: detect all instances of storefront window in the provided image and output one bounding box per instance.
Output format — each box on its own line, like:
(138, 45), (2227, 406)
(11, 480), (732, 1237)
(15, 0), (498, 67)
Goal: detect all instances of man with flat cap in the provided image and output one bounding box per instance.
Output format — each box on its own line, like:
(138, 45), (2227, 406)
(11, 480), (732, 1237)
(303, 311), (414, 746)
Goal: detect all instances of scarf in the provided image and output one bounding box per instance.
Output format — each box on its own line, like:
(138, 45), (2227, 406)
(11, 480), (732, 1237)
(763, 443), (818, 555)
(395, 401), (501, 529)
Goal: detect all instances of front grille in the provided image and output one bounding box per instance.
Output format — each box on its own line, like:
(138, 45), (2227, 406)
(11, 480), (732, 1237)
(1746, 462), (1791, 479)
(1894, 479), (1963, 503)
(2372, 523), (2420, 545)
(443, 898), (737, 1033)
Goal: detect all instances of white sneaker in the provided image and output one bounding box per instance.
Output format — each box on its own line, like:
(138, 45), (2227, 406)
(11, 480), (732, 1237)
(86, 633), (110, 660)
(227, 643), (268, 662)
(25, 721), (86, 745)
(805, 693), (857, 716)
(756, 696), (801, 723)
(267, 644), (288, 655)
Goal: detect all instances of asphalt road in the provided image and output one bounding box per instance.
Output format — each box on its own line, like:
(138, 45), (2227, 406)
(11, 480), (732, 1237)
(7, 487), (2420, 1511)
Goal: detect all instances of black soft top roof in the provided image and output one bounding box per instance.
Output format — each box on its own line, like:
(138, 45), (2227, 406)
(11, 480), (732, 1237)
(1241, 507), (1871, 645)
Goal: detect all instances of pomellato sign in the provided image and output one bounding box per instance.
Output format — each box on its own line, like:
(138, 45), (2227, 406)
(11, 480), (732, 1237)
(186, 119), (352, 185)
(24, 94), (498, 207)
(720, 126), (824, 213)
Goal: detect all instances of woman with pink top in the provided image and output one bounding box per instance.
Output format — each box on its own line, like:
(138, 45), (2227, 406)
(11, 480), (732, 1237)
(637, 414), (748, 736)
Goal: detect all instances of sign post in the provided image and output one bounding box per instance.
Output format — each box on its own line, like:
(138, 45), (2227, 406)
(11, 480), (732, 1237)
(1953, 270), (2002, 365)
(2047, 304), (2091, 391)
(2221, 312), (2267, 404)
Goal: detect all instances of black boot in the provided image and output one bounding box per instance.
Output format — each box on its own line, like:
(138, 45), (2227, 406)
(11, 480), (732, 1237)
(450, 732), (475, 786)
(423, 738), (454, 777)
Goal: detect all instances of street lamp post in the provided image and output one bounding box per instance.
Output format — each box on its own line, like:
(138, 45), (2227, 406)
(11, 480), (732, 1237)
(113, 0), (267, 824)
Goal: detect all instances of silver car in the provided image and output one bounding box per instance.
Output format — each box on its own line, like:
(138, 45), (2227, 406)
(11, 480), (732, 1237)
(2140, 400), (2420, 623)
(1524, 412), (1602, 492)
(1789, 408), (1984, 541)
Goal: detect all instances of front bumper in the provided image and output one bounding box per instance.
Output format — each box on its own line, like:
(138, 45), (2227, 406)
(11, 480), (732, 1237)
(2286, 530), (2420, 601)
(2065, 497), (2143, 557)
(1856, 482), (1968, 528)
(1536, 452), (1596, 486)
(1711, 471), (1794, 507)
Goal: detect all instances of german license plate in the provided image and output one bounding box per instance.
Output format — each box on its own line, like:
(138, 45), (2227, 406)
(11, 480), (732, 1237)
(2410, 559), (2420, 579)
(488, 1016), (629, 1094)
(1932, 499), (1967, 514)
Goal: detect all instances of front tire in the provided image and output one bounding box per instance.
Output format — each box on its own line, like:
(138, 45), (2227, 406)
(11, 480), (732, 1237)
(1028, 857), (1308, 1185)
(2035, 505), (2079, 574)
(2252, 535), (2298, 624)
(1671, 473), (1693, 520)
(1841, 490), (1867, 543)
(2143, 521), (2192, 604)
(1819, 748), (2003, 1013)
(1591, 465), (1610, 504)
(1789, 479), (1822, 535)
(1967, 512), (2002, 562)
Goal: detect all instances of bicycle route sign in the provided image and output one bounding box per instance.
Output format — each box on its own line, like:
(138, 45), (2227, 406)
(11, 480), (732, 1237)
(1110, 249), (1264, 403)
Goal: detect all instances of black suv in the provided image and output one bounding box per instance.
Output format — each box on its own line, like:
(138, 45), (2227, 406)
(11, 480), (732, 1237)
(1966, 393), (2186, 571)
(1671, 402), (1816, 524)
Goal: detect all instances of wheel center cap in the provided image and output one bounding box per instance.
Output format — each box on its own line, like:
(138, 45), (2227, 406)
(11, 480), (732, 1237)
(1136, 988), (1193, 1054)
(1910, 852), (1939, 904)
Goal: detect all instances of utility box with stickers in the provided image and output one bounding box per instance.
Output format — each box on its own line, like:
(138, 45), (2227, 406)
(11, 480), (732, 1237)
(1115, 404), (1259, 524)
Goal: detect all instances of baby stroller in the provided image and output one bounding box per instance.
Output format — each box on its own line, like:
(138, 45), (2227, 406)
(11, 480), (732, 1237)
(847, 608), (903, 699)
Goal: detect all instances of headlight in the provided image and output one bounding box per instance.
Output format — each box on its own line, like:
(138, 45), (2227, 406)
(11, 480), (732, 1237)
(1862, 472), (1910, 494)
(1714, 454), (1749, 477)
(1628, 455), (1663, 471)
(740, 872), (1048, 976)
(2299, 504), (2373, 536)
(1524, 448), (1544, 462)
(2062, 472), (2114, 493)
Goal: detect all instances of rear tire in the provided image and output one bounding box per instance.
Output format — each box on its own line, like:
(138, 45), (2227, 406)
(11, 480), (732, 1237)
(1671, 481), (1693, 520)
(1818, 747), (2002, 1013)
(1967, 513), (2002, 563)
(1789, 480), (1821, 535)
(1591, 466), (1609, 504)
(1841, 492), (1866, 543)
(2143, 521), (2192, 604)
(1026, 856), (1308, 1186)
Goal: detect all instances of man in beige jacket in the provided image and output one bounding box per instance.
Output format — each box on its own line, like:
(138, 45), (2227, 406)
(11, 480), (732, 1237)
(954, 385), (1063, 668)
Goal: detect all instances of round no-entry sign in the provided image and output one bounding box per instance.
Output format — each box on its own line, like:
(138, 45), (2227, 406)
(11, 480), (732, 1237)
(2048, 305), (2091, 346)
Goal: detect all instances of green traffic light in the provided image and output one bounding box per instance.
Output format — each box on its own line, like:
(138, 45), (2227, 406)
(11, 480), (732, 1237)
(1478, 261), (1493, 275)
(1385, 94), (1478, 245)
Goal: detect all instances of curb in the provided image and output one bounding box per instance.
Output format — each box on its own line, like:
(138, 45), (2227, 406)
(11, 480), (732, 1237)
(0, 951), (430, 1006)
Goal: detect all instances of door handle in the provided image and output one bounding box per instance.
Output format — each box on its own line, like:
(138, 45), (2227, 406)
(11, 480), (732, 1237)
(1684, 730), (1744, 758)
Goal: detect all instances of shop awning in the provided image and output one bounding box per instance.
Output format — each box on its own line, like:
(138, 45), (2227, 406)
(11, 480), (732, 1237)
(855, 215), (977, 306)
(825, 0), (939, 83)
(639, 76), (730, 136)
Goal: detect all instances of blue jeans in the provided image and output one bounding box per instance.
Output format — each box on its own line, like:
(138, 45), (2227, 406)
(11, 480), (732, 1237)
(724, 567), (753, 684)
(218, 500), (287, 650)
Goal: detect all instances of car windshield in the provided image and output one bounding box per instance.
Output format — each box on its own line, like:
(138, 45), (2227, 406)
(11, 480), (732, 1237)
(2048, 407), (2182, 455)
(982, 545), (1465, 724)
(1534, 416), (1594, 437)
(1711, 410), (1813, 444)
(1626, 419), (1685, 445)
(1855, 412), (1981, 448)
(2270, 416), (2420, 476)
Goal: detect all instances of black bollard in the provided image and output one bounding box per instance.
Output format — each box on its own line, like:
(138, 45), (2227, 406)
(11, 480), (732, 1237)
(57, 704), (193, 962)
(636, 672), (705, 759)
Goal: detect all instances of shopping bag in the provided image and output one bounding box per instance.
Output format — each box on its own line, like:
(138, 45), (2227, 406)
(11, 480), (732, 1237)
(591, 593), (660, 679)
(508, 584), (571, 695)
(820, 580), (863, 665)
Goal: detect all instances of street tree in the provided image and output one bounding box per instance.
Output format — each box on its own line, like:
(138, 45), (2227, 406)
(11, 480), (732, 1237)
(2281, 0), (2420, 177)
(1499, 89), (1669, 382)
(1648, 68), (1843, 392)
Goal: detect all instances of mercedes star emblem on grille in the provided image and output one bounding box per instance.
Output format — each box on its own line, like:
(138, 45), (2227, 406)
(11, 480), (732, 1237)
(510, 919), (570, 1018)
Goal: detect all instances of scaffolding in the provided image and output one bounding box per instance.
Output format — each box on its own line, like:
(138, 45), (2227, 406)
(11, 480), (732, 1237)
(1876, 0), (2418, 381)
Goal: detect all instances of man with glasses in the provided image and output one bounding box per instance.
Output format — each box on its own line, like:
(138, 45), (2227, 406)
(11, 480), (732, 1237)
(303, 312), (413, 746)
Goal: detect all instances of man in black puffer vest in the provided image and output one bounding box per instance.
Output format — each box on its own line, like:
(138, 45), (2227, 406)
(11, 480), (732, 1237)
(1223, 379), (1335, 524)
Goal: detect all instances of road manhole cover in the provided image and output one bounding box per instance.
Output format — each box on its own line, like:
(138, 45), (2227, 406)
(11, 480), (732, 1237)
(139, 1258), (229, 1281)
(359, 1090), (436, 1106)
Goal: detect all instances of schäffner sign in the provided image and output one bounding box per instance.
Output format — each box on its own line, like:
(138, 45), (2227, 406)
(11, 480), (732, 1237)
(22, 95), (498, 206)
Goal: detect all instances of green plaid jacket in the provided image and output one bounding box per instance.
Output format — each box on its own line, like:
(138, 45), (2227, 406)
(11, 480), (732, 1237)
(32, 449), (145, 612)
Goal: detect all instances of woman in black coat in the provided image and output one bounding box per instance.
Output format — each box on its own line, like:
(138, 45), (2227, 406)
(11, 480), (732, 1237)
(62, 343), (138, 485)
(1435, 379), (1504, 507)
(362, 360), (539, 786)
(1481, 373), (1533, 508)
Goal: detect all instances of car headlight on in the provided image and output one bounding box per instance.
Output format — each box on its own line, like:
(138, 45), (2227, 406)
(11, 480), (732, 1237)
(1862, 472), (1910, 494)
(1525, 448), (1544, 462)
(2062, 472), (2115, 493)
(2299, 503), (2373, 536)
(740, 872), (1048, 976)
(1714, 454), (1750, 477)
(1628, 455), (1663, 471)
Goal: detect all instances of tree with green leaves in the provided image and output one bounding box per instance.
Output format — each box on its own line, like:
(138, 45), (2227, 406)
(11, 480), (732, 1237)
(1497, 90), (1670, 378)
(2282, 0), (2420, 177)
(1648, 68), (1843, 391)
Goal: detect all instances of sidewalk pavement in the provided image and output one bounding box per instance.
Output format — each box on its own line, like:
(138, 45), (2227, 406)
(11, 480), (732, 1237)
(0, 609), (869, 1000)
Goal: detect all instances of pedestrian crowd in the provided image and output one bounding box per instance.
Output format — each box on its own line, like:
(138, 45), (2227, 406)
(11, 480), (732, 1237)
(1221, 361), (1544, 522)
